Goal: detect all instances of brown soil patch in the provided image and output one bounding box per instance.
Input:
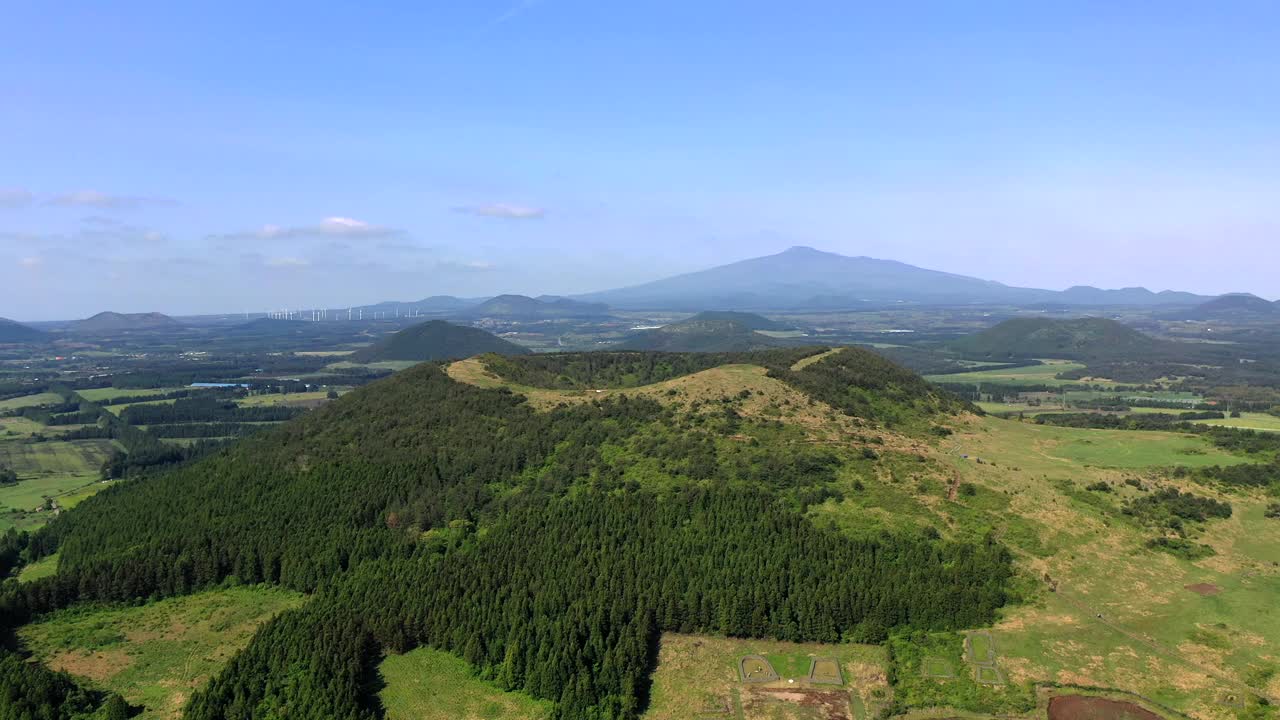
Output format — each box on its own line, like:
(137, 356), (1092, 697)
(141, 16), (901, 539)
(746, 687), (851, 720)
(1048, 695), (1161, 720)
(48, 648), (134, 682)
(1184, 583), (1220, 596)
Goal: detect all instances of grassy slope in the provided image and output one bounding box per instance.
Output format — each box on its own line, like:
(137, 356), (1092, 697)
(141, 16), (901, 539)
(18, 586), (305, 720)
(378, 647), (553, 720)
(937, 416), (1280, 719)
(77, 387), (182, 402)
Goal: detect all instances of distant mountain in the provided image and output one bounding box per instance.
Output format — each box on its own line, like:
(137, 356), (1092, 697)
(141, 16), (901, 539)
(0, 317), (46, 343)
(617, 312), (784, 352)
(73, 311), (181, 333)
(460, 294), (610, 320)
(356, 296), (481, 317)
(351, 320), (531, 363)
(950, 317), (1161, 361)
(579, 246), (1212, 310)
(1174, 294), (1279, 321)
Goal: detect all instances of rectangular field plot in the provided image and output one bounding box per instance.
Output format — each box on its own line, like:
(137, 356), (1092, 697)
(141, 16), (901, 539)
(643, 634), (887, 720)
(920, 657), (955, 679)
(0, 439), (116, 478)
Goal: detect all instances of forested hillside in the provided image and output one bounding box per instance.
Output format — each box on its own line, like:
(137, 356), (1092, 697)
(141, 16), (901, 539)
(351, 319), (530, 362)
(3, 351), (1005, 719)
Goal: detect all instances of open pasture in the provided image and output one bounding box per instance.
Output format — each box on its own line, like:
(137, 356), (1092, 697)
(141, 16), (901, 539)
(0, 391), (65, 411)
(77, 387), (181, 402)
(936, 415), (1280, 717)
(0, 438), (116, 478)
(378, 646), (553, 720)
(926, 359), (1094, 387)
(19, 586), (304, 720)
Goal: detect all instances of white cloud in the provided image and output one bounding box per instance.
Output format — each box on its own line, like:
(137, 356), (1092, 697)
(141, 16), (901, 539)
(265, 256), (310, 267)
(47, 190), (177, 209)
(437, 259), (496, 272)
(18, 256), (42, 268)
(0, 188), (34, 209)
(452, 203), (546, 220)
(214, 217), (403, 242)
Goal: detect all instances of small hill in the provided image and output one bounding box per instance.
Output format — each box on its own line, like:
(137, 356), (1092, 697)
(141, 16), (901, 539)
(618, 314), (785, 352)
(950, 317), (1161, 361)
(1178, 294), (1279, 321)
(73, 311), (180, 334)
(461, 294), (610, 320)
(0, 317), (46, 343)
(680, 311), (790, 331)
(352, 320), (531, 362)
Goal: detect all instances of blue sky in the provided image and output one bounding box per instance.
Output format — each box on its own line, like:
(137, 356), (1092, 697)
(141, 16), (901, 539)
(2, 1), (1278, 319)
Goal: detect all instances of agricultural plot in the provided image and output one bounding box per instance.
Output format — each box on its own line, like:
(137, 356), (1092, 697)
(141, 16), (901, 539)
(643, 634), (887, 720)
(1193, 412), (1280, 433)
(0, 439), (116, 478)
(926, 359), (1094, 387)
(0, 391), (65, 411)
(740, 655), (779, 683)
(18, 586), (304, 720)
(236, 389), (339, 407)
(378, 646), (553, 720)
(77, 387), (182, 402)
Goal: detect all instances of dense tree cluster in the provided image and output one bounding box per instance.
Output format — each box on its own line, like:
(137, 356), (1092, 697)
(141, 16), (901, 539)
(6, 355), (1009, 719)
(0, 650), (132, 720)
(1123, 487), (1232, 532)
(0, 464), (16, 486)
(120, 397), (301, 425)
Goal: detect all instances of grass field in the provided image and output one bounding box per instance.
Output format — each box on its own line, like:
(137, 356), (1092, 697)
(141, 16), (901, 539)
(19, 585), (305, 720)
(0, 439), (118, 530)
(0, 415), (49, 438)
(16, 552), (59, 582)
(0, 391), (65, 411)
(77, 387), (181, 402)
(378, 646), (553, 720)
(931, 415), (1280, 718)
(0, 439), (117, 478)
(237, 390), (339, 406)
(926, 359), (1096, 387)
(1193, 412), (1280, 433)
(643, 634), (887, 720)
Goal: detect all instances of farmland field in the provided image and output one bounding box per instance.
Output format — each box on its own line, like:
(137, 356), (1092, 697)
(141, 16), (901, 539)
(378, 646), (553, 720)
(18, 586), (304, 720)
(0, 438), (117, 477)
(1193, 412), (1280, 433)
(926, 359), (1095, 387)
(0, 391), (65, 411)
(77, 387), (181, 402)
(643, 634), (887, 720)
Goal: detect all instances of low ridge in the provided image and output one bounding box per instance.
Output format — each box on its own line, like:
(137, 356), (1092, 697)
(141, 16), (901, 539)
(351, 319), (531, 362)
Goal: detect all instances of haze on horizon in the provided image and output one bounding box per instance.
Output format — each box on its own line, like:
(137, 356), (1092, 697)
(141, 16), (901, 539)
(2, 1), (1278, 320)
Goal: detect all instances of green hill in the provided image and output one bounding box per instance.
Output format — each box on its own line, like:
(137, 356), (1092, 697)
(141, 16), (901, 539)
(351, 320), (530, 362)
(8, 349), (998, 719)
(0, 317), (46, 343)
(618, 312), (786, 351)
(72, 311), (180, 334)
(950, 317), (1162, 361)
(461, 294), (609, 319)
(1178, 293), (1279, 320)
